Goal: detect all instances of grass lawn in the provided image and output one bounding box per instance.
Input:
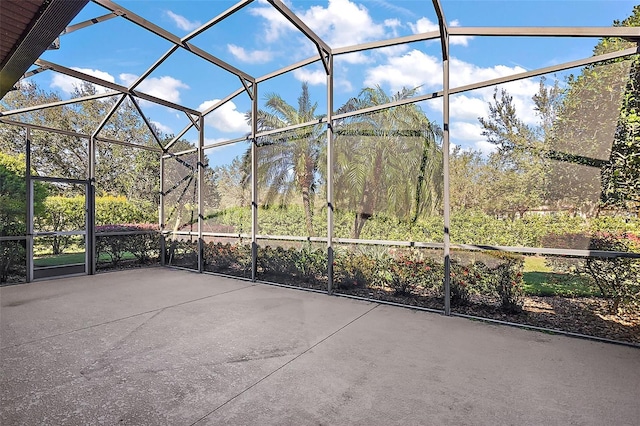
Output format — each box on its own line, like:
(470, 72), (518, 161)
(523, 256), (599, 297)
(34, 251), (137, 267)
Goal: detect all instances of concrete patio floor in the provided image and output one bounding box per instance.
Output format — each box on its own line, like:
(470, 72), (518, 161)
(1, 268), (639, 425)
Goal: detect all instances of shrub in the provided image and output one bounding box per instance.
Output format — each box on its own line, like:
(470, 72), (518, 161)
(383, 251), (441, 296)
(582, 233), (639, 314)
(96, 224), (159, 267)
(166, 238), (198, 267)
(257, 244), (326, 284)
(450, 261), (488, 305)
(203, 241), (251, 275)
(333, 251), (380, 290)
(485, 251), (525, 313)
(0, 239), (26, 283)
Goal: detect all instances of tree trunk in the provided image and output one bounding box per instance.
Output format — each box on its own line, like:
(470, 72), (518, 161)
(301, 185), (314, 237)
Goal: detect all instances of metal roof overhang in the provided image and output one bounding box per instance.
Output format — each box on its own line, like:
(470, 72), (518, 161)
(0, 0), (88, 98)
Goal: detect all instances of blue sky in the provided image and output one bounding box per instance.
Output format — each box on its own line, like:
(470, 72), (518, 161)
(23, 0), (640, 166)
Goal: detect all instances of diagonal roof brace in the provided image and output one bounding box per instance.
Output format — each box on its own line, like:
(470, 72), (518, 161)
(93, 0), (255, 84)
(35, 59), (202, 115)
(267, 0), (333, 62)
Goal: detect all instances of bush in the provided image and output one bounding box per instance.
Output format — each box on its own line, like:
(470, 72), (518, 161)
(96, 224), (159, 267)
(582, 233), (639, 314)
(333, 251), (379, 289)
(0, 239), (26, 283)
(450, 261), (489, 305)
(485, 251), (525, 313)
(203, 241), (251, 275)
(383, 251), (441, 296)
(257, 244), (326, 284)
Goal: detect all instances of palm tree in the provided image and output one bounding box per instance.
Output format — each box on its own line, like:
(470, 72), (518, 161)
(334, 86), (443, 239)
(250, 83), (324, 236)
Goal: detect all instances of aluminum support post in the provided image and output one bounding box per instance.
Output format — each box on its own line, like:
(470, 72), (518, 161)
(251, 84), (258, 281)
(25, 127), (33, 282)
(160, 155), (166, 266)
(87, 135), (96, 275)
(198, 115), (205, 273)
(326, 54), (334, 294)
(443, 56), (451, 316)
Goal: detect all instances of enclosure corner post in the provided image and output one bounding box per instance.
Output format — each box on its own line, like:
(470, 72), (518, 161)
(25, 127), (33, 283)
(251, 82), (259, 282)
(159, 155), (166, 266)
(198, 115), (205, 273)
(442, 47), (451, 316)
(326, 53), (334, 295)
(87, 135), (96, 276)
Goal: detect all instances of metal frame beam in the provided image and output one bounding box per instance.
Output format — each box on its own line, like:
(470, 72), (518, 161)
(0, 91), (118, 117)
(35, 59), (202, 115)
(182, 0), (254, 43)
(93, 0), (255, 83)
(266, 0), (331, 55)
(449, 26), (640, 39)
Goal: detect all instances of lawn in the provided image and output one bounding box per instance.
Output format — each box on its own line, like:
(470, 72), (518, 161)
(34, 251), (137, 267)
(522, 256), (599, 297)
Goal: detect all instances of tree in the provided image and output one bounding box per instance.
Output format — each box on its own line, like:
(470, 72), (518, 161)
(449, 146), (486, 212)
(478, 88), (547, 218)
(250, 82), (324, 236)
(1, 81), (163, 216)
(334, 86), (443, 238)
(0, 152), (47, 281)
(548, 6), (640, 216)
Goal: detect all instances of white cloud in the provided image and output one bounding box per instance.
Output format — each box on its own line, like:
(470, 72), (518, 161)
(165, 11), (201, 31)
(199, 99), (250, 134)
(449, 19), (474, 47)
(227, 44), (273, 64)
(293, 68), (326, 85)
(475, 140), (497, 155)
(451, 121), (485, 142)
(409, 17), (439, 34)
(151, 120), (173, 135)
(249, 0), (295, 43)
(299, 0), (386, 48)
(251, 0), (388, 49)
(50, 68), (116, 95)
(364, 49), (441, 92)
(409, 17), (473, 46)
(119, 73), (189, 104)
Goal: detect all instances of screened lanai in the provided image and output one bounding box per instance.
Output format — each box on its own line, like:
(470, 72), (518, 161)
(1, 0), (640, 346)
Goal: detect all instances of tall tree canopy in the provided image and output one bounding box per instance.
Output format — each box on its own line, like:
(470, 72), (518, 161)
(250, 82), (324, 236)
(334, 86), (443, 238)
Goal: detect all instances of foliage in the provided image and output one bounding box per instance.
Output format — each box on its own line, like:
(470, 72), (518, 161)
(484, 251), (526, 313)
(582, 233), (640, 314)
(0, 152), (46, 282)
(334, 86), (443, 238)
(479, 88), (548, 218)
(95, 224), (159, 267)
(450, 261), (489, 305)
(0, 240), (26, 283)
(203, 241), (252, 276)
(383, 250), (442, 296)
(0, 152), (47, 236)
(166, 238), (199, 268)
(37, 195), (153, 255)
(251, 83), (324, 236)
(257, 243), (326, 284)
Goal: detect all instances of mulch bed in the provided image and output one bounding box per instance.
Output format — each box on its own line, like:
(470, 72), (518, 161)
(258, 272), (640, 345)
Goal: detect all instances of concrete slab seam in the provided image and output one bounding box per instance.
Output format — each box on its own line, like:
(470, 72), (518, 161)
(0, 283), (258, 350)
(188, 303), (381, 425)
